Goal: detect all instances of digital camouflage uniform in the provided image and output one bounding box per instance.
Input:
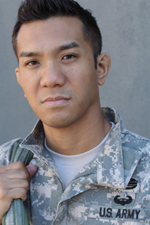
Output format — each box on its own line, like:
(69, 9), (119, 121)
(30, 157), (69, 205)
(0, 107), (150, 225)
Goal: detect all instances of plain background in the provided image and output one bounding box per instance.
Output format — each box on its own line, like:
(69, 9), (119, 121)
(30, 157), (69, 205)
(0, 0), (150, 145)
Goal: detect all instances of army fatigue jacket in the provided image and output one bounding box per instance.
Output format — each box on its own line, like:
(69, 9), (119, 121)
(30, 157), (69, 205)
(0, 107), (150, 225)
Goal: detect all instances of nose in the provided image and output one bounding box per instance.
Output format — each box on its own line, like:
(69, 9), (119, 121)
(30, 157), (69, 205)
(40, 62), (66, 88)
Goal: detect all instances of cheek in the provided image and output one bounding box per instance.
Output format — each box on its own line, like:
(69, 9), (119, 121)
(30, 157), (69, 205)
(22, 82), (34, 95)
(68, 64), (94, 84)
(20, 79), (39, 106)
(73, 74), (98, 104)
(19, 72), (38, 93)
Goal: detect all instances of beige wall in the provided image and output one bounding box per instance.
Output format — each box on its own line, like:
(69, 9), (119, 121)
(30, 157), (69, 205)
(0, 0), (150, 144)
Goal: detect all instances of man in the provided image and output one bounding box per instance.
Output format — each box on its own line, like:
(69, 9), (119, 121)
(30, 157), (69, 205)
(0, 0), (150, 224)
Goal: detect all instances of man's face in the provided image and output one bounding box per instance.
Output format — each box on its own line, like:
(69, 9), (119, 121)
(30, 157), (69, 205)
(16, 17), (101, 129)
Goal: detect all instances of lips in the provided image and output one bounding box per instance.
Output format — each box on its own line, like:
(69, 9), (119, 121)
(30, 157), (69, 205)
(42, 96), (70, 102)
(42, 96), (70, 106)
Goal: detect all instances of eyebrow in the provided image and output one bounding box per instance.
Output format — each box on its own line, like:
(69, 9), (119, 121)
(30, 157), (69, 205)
(19, 51), (41, 58)
(56, 41), (79, 52)
(19, 41), (80, 58)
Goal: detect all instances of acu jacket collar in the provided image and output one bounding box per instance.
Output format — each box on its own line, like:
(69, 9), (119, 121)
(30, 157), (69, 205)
(94, 108), (142, 189)
(20, 107), (142, 190)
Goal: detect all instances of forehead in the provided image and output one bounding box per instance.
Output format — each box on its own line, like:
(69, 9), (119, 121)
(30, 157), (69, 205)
(17, 16), (90, 55)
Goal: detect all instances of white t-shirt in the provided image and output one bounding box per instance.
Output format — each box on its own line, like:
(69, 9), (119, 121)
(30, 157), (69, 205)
(45, 122), (114, 189)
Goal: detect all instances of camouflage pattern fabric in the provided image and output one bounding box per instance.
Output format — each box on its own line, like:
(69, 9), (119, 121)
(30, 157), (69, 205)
(0, 107), (150, 225)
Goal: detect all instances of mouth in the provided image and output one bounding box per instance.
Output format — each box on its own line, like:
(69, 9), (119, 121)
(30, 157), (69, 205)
(42, 96), (70, 107)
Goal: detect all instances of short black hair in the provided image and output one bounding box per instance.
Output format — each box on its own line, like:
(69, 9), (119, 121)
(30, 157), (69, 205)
(12, 0), (102, 67)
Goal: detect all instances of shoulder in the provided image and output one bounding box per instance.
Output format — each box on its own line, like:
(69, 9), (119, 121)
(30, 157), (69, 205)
(0, 138), (22, 166)
(121, 129), (150, 174)
(121, 126), (150, 153)
(104, 107), (150, 154)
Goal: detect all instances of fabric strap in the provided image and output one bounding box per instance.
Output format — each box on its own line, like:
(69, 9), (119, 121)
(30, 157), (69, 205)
(2, 141), (33, 225)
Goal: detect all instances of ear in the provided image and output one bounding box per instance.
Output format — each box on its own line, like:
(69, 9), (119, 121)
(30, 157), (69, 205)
(15, 67), (21, 85)
(15, 67), (26, 97)
(96, 53), (111, 86)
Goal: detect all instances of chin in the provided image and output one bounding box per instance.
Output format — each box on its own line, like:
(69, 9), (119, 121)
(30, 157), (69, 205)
(43, 116), (76, 129)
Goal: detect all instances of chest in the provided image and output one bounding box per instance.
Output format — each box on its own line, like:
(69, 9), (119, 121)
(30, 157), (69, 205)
(26, 160), (150, 225)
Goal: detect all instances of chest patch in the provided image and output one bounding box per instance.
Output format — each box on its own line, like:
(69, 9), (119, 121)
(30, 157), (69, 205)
(114, 195), (133, 206)
(99, 207), (140, 219)
(88, 205), (146, 222)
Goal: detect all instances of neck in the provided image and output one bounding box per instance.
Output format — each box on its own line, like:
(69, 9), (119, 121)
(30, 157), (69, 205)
(43, 105), (111, 155)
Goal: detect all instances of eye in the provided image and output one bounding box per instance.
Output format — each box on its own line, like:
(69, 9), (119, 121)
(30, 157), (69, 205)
(62, 54), (76, 60)
(26, 60), (39, 66)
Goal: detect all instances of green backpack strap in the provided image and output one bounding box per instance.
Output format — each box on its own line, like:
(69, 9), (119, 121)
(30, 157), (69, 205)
(2, 141), (34, 225)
